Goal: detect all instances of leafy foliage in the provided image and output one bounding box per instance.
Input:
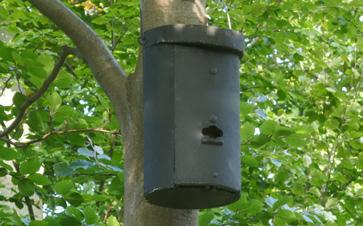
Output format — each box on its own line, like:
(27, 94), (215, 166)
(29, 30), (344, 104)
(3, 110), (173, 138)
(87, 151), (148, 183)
(202, 0), (363, 225)
(0, 0), (362, 225)
(0, 0), (133, 225)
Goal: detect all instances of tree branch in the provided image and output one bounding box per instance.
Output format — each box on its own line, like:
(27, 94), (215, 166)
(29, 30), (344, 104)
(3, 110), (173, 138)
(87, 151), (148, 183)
(64, 62), (78, 79)
(10, 158), (36, 220)
(0, 75), (14, 97)
(24, 197), (35, 221)
(0, 47), (74, 138)
(28, 0), (131, 128)
(1, 128), (121, 148)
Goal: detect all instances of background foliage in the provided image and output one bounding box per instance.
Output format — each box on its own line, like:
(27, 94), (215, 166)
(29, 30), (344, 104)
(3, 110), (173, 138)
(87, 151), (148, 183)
(0, 0), (362, 225)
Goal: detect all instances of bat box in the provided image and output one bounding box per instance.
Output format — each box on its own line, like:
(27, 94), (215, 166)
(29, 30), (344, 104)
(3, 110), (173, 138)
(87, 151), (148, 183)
(143, 24), (244, 209)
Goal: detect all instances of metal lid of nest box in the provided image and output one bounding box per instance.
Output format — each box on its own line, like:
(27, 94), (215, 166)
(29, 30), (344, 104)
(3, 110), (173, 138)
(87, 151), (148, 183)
(143, 24), (244, 209)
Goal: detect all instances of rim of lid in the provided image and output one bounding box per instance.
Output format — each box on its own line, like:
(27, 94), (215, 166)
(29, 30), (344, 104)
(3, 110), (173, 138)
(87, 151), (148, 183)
(142, 24), (244, 57)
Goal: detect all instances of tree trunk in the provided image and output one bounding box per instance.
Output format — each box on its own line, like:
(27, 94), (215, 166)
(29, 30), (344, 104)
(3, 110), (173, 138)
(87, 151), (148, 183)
(123, 1), (207, 225)
(28, 0), (208, 225)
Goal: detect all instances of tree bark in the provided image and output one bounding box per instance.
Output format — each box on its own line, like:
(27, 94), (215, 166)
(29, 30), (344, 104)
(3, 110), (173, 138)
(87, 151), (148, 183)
(28, 0), (208, 225)
(123, 1), (207, 225)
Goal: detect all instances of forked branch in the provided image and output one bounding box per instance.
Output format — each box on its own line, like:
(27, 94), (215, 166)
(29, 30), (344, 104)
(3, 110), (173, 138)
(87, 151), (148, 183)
(28, 0), (130, 126)
(0, 47), (74, 138)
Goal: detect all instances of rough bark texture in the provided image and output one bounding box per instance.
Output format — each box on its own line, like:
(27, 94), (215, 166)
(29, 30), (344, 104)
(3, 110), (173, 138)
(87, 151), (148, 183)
(123, 1), (207, 226)
(141, 0), (208, 31)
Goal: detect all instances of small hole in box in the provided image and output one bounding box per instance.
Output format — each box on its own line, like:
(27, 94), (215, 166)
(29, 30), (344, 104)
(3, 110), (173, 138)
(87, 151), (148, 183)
(202, 126), (223, 139)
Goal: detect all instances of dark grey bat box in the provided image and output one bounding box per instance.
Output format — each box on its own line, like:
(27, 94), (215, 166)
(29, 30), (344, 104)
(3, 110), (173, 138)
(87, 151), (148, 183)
(143, 24), (244, 209)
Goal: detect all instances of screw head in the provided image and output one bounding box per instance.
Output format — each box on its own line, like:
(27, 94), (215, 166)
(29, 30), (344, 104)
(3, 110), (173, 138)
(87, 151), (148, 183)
(210, 68), (218, 75)
(209, 115), (218, 123)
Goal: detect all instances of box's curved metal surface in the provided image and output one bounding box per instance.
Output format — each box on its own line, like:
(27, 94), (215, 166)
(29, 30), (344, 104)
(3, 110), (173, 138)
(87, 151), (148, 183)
(143, 24), (244, 209)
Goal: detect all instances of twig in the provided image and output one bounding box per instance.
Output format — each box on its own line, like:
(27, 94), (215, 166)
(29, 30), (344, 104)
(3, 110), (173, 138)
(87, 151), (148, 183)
(15, 74), (24, 94)
(109, 0), (117, 52)
(111, 35), (123, 52)
(103, 205), (113, 222)
(25, 197), (35, 221)
(0, 75), (14, 97)
(0, 46), (76, 138)
(28, 0), (129, 128)
(1, 128), (121, 147)
(64, 62), (78, 79)
(6, 145), (36, 220)
(339, 200), (358, 221)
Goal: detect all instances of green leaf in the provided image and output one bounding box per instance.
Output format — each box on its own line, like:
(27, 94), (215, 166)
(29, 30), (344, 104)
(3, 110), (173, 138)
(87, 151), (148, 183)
(245, 199), (264, 215)
(326, 198), (338, 210)
(241, 122), (255, 142)
(0, 42), (12, 61)
(54, 70), (73, 88)
(92, 16), (109, 25)
(65, 206), (84, 221)
(12, 92), (26, 108)
(274, 126), (294, 137)
(275, 168), (290, 184)
(311, 170), (326, 187)
(286, 134), (306, 148)
(38, 54), (54, 73)
(109, 175), (124, 197)
(340, 158), (354, 170)
(227, 193), (248, 212)
(59, 215), (81, 226)
(29, 221), (49, 226)
(28, 110), (48, 132)
(0, 147), (19, 160)
(77, 147), (94, 158)
(276, 209), (297, 223)
(358, 152), (363, 169)
(28, 174), (51, 185)
(0, 167), (7, 177)
(27, 65), (48, 88)
(325, 118), (340, 130)
(65, 192), (84, 206)
(19, 158), (41, 175)
(54, 179), (74, 195)
(47, 91), (62, 115)
(106, 216), (120, 226)
(18, 179), (35, 196)
(273, 216), (287, 226)
(43, 217), (61, 226)
(54, 105), (78, 124)
(242, 155), (259, 168)
(84, 206), (98, 224)
(0, 161), (13, 172)
(260, 120), (277, 136)
(240, 102), (254, 116)
(198, 211), (214, 226)
(70, 160), (95, 170)
(53, 162), (74, 177)
(251, 134), (270, 147)
(25, 54), (48, 88)
(83, 194), (108, 202)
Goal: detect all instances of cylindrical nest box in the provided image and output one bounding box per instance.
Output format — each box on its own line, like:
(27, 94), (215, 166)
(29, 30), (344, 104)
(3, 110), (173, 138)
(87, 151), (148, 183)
(143, 24), (244, 209)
